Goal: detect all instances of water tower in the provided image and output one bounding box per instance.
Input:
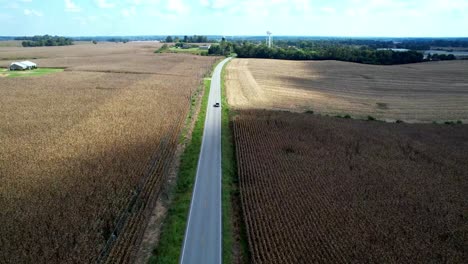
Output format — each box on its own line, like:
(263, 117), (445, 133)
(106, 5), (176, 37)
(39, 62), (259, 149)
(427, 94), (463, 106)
(266, 31), (273, 48)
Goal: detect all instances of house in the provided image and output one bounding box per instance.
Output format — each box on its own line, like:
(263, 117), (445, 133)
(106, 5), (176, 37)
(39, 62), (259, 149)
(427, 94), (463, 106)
(199, 45), (211, 50)
(9, 61), (37, 71)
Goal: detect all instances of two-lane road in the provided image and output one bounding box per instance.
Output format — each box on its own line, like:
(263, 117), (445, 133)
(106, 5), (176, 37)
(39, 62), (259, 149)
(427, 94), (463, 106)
(180, 57), (232, 264)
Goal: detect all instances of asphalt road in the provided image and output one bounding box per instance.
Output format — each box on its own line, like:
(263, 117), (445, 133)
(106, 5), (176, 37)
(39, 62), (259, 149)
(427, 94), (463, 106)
(180, 57), (232, 264)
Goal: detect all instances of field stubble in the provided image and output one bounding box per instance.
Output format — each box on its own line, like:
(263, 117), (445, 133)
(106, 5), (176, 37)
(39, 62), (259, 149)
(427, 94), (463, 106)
(0, 42), (219, 263)
(226, 58), (468, 123)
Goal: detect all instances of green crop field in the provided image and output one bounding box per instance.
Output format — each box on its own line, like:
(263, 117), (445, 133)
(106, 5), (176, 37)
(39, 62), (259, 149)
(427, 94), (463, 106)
(168, 47), (207, 55)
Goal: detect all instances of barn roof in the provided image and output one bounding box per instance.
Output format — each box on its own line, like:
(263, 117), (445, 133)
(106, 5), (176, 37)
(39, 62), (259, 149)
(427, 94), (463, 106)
(10, 62), (28, 68)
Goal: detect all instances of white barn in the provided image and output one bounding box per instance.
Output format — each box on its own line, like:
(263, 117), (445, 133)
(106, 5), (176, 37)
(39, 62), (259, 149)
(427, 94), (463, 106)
(9, 62), (27, 71)
(21, 61), (37, 69)
(9, 61), (37, 71)
(199, 45), (211, 50)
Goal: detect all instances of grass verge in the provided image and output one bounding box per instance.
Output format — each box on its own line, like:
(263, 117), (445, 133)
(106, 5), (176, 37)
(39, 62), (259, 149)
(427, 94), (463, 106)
(0, 68), (64, 78)
(168, 47), (208, 56)
(221, 60), (250, 264)
(149, 78), (211, 264)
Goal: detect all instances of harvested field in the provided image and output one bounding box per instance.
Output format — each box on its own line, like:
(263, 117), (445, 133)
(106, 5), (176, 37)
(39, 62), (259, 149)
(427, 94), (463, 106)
(233, 110), (468, 264)
(0, 42), (219, 263)
(226, 59), (468, 123)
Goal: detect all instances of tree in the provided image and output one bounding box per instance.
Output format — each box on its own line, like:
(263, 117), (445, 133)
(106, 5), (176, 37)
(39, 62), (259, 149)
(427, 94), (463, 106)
(165, 36), (173, 43)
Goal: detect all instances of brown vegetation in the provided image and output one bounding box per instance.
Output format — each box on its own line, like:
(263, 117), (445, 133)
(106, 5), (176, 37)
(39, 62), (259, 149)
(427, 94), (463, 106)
(0, 42), (218, 263)
(233, 110), (468, 264)
(226, 58), (468, 123)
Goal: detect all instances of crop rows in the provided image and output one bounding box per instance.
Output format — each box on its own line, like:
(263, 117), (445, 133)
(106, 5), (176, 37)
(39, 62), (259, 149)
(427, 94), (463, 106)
(233, 110), (467, 263)
(0, 47), (218, 263)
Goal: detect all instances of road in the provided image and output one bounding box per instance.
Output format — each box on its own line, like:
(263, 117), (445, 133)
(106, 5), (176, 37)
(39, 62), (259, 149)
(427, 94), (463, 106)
(180, 57), (231, 264)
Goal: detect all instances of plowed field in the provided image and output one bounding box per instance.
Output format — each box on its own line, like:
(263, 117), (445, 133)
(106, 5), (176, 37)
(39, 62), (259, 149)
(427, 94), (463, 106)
(226, 59), (468, 123)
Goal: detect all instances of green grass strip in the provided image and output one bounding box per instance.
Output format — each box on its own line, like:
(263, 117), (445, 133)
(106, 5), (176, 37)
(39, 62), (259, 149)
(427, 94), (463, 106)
(149, 78), (211, 264)
(221, 60), (250, 264)
(0, 68), (63, 78)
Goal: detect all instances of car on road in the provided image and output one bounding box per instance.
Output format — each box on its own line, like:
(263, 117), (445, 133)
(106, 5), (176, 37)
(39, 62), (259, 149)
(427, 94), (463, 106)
(213, 102), (220, 107)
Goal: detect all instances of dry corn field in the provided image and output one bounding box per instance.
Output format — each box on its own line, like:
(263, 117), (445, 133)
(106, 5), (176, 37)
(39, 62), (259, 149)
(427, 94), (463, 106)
(226, 58), (468, 123)
(233, 110), (468, 264)
(0, 42), (219, 263)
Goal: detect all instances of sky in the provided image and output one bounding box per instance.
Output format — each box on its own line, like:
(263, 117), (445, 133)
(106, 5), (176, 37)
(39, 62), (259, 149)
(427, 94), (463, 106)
(0, 0), (467, 37)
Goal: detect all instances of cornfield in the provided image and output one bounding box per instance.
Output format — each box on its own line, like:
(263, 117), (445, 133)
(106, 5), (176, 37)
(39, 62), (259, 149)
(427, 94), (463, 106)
(0, 43), (218, 263)
(233, 110), (468, 263)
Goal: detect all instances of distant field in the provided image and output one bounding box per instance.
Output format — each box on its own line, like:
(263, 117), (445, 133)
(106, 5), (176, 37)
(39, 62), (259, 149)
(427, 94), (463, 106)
(0, 42), (218, 263)
(226, 59), (468, 123)
(0, 40), (22, 47)
(0, 41), (162, 61)
(233, 109), (468, 263)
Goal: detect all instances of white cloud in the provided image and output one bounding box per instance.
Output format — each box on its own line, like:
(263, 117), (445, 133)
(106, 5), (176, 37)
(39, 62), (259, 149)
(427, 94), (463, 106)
(73, 16), (98, 25)
(95, 0), (115, 8)
(167, 0), (189, 14)
(65, 0), (81, 12)
(146, 9), (178, 20)
(121, 6), (137, 17)
(320, 7), (336, 14)
(24, 8), (43, 16)
(130, 0), (161, 4)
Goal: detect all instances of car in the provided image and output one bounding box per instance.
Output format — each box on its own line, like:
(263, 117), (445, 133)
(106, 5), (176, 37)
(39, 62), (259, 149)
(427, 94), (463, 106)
(213, 102), (220, 107)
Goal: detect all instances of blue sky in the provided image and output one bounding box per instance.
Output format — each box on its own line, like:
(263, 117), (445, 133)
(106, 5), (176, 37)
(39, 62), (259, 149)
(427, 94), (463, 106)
(0, 0), (467, 37)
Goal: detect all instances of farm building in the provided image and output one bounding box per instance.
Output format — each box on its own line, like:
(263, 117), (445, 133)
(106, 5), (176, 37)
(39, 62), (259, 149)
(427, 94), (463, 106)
(9, 61), (37, 71)
(199, 45), (211, 50)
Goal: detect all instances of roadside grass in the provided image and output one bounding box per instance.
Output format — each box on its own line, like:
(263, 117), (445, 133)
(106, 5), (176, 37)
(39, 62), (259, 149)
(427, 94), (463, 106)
(149, 78), (211, 264)
(221, 60), (250, 264)
(0, 68), (64, 78)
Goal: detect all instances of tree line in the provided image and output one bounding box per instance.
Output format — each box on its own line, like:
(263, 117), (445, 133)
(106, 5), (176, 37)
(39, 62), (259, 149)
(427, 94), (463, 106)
(427, 53), (456, 61)
(165, 35), (209, 43)
(271, 38), (468, 50)
(232, 42), (424, 65)
(17, 35), (73, 47)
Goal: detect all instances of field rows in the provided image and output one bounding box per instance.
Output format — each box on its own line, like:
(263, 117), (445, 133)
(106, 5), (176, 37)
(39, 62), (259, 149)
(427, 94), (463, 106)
(0, 43), (218, 263)
(233, 110), (468, 263)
